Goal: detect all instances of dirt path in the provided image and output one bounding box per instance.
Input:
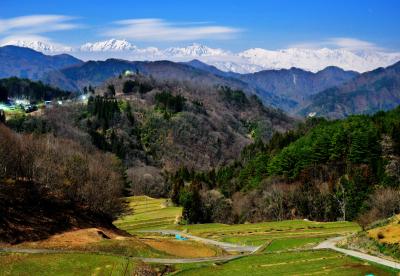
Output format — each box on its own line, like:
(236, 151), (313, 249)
(0, 247), (242, 264)
(136, 255), (241, 264)
(140, 230), (260, 253)
(314, 236), (400, 270)
(0, 248), (64, 254)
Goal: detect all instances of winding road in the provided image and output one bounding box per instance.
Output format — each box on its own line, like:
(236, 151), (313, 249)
(314, 236), (400, 270)
(140, 229), (260, 253)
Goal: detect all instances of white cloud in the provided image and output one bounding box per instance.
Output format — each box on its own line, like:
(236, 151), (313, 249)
(327, 37), (379, 50)
(0, 15), (80, 35)
(290, 37), (382, 51)
(0, 34), (49, 43)
(104, 18), (241, 41)
(0, 14), (81, 52)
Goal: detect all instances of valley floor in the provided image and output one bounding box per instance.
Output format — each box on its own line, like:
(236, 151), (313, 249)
(1, 196), (399, 275)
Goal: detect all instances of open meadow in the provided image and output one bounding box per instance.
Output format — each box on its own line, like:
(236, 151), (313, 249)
(0, 252), (138, 276)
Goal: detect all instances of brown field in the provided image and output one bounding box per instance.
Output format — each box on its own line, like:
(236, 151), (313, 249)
(369, 224), (400, 244)
(5, 227), (224, 259)
(13, 228), (126, 249)
(140, 236), (223, 258)
(4, 228), (168, 258)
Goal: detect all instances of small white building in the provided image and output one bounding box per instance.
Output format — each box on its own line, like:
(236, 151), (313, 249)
(124, 70), (134, 77)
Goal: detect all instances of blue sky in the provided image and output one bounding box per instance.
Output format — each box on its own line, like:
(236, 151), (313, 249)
(1, 0), (399, 51)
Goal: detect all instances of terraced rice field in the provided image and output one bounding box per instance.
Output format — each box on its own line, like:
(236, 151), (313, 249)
(115, 197), (361, 253)
(0, 252), (138, 276)
(114, 196), (182, 233)
(1, 196), (397, 275)
(173, 220), (361, 251)
(172, 250), (398, 275)
(111, 197), (398, 275)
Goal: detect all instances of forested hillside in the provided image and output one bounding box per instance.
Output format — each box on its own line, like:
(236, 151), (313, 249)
(168, 107), (400, 225)
(4, 73), (294, 198)
(4, 70), (400, 230)
(0, 77), (71, 101)
(0, 124), (127, 243)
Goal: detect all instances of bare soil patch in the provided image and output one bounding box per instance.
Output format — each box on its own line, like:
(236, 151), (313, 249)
(13, 228), (126, 249)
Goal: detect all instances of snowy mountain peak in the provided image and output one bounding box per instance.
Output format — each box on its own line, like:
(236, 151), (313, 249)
(80, 39), (137, 52)
(1, 40), (72, 53)
(164, 43), (228, 57)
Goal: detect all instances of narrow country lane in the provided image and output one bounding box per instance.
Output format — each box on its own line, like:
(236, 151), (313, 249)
(139, 229), (260, 253)
(314, 236), (400, 270)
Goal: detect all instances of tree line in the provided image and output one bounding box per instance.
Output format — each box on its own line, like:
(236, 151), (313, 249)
(168, 107), (400, 226)
(0, 77), (71, 102)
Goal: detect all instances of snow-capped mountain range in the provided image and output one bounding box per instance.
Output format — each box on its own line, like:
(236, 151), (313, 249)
(2, 38), (400, 74)
(80, 39), (137, 52)
(2, 39), (73, 53)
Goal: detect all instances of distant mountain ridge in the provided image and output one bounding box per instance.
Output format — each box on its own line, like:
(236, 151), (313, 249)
(301, 61), (400, 118)
(2, 45), (400, 118)
(239, 66), (359, 109)
(43, 58), (294, 110)
(0, 45), (82, 81)
(2, 39), (400, 73)
(187, 60), (359, 111)
(2, 40), (73, 53)
(0, 46), (294, 109)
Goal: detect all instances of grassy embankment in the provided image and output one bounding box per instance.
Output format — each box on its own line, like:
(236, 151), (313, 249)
(342, 214), (400, 261)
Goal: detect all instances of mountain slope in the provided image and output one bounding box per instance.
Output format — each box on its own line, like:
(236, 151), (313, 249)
(91, 74), (295, 173)
(238, 66), (359, 110)
(187, 59), (358, 111)
(301, 61), (400, 118)
(0, 77), (71, 101)
(184, 59), (238, 78)
(0, 46), (292, 109)
(168, 106), (400, 224)
(0, 46), (82, 82)
(43, 58), (294, 110)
